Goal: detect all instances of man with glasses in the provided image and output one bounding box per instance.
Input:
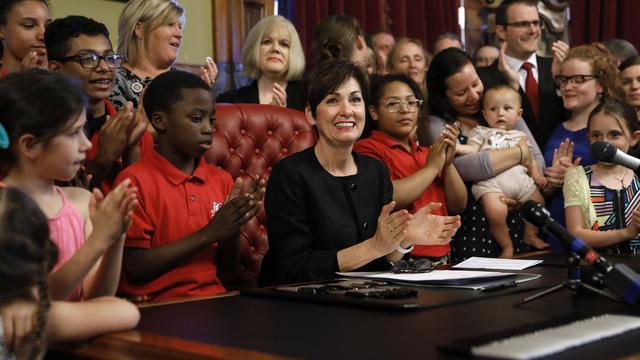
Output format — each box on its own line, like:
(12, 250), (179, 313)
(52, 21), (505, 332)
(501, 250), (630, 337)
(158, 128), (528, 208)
(478, 0), (567, 149)
(46, 16), (152, 190)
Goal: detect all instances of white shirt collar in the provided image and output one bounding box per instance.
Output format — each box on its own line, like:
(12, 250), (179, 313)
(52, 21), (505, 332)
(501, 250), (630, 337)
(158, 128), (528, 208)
(504, 52), (539, 87)
(504, 52), (538, 72)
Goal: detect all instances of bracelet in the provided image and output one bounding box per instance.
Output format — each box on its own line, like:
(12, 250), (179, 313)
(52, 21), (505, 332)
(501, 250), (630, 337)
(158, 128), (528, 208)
(396, 244), (415, 254)
(517, 145), (523, 163)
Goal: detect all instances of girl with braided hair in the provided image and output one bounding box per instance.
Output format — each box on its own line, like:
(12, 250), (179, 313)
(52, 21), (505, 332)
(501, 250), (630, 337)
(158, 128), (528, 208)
(0, 186), (139, 359)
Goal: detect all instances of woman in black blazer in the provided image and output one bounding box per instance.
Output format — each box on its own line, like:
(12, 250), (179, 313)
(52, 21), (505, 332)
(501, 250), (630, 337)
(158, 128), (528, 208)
(260, 60), (460, 285)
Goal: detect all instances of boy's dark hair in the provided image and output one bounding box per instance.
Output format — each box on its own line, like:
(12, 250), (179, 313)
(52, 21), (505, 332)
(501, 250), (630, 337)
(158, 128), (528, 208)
(0, 69), (87, 174)
(0, 186), (58, 359)
(304, 59), (370, 118)
(495, 0), (538, 26)
(143, 70), (211, 122)
(482, 84), (522, 108)
(588, 99), (640, 137)
(45, 15), (111, 62)
(426, 47), (474, 124)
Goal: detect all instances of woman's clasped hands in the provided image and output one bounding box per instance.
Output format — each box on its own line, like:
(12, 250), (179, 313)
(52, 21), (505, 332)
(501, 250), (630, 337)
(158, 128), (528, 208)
(370, 201), (461, 256)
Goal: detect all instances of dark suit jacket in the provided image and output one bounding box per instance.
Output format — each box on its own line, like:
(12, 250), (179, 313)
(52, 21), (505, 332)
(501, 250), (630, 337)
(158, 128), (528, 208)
(259, 147), (393, 286)
(478, 56), (567, 149)
(216, 80), (306, 111)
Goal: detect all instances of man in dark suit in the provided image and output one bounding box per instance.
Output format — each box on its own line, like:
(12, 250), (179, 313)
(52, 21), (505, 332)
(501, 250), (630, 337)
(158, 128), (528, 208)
(478, 0), (567, 150)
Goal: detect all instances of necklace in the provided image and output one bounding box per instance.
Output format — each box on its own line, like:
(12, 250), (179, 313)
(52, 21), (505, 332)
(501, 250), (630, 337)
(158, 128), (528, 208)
(595, 164), (629, 188)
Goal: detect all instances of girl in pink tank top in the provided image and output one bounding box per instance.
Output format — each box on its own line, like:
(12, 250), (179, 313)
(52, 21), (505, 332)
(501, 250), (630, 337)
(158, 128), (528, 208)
(0, 70), (138, 301)
(48, 187), (86, 301)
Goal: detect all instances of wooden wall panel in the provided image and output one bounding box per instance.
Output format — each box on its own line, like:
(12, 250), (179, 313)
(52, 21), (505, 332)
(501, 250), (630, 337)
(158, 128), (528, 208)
(212, 0), (274, 93)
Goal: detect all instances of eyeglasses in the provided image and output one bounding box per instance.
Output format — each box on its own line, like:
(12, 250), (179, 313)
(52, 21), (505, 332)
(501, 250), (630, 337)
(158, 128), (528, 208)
(389, 256), (448, 274)
(554, 74), (599, 87)
(381, 98), (423, 113)
(58, 53), (123, 70)
(505, 19), (544, 30)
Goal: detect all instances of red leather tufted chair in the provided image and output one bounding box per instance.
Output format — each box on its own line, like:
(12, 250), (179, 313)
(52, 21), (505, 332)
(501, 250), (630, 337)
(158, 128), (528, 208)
(205, 103), (317, 287)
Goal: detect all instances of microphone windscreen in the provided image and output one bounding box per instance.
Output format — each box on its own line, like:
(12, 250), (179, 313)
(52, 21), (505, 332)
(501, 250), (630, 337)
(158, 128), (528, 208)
(590, 141), (616, 162)
(520, 200), (548, 227)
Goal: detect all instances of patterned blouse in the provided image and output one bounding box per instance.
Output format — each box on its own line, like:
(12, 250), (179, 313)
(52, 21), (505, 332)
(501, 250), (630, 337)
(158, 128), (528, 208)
(109, 66), (153, 111)
(564, 165), (640, 254)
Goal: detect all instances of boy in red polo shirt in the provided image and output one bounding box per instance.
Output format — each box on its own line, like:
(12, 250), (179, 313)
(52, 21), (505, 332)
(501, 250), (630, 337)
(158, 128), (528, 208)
(114, 70), (262, 301)
(46, 16), (152, 190)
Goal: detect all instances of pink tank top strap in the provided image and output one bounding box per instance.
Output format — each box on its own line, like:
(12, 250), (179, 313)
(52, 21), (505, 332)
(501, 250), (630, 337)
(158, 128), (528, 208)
(48, 186), (86, 301)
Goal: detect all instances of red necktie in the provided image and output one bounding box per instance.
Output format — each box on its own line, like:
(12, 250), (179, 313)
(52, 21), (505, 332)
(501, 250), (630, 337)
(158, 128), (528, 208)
(521, 62), (539, 120)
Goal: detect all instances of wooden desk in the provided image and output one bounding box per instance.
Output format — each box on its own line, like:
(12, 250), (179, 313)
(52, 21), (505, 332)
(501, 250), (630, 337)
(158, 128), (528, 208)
(49, 253), (640, 359)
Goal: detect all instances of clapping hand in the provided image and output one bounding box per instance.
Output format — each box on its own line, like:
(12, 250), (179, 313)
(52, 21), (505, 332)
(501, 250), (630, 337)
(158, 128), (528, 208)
(551, 41), (569, 79)
(406, 203), (460, 246)
(371, 201), (411, 255)
(0, 299), (37, 353)
(426, 136), (449, 171)
(270, 83), (287, 108)
(198, 57), (218, 87)
(20, 49), (47, 70)
(441, 124), (459, 166)
(208, 176), (265, 243)
(545, 139), (580, 189)
(99, 102), (135, 163)
(89, 179), (138, 245)
(497, 42), (520, 91)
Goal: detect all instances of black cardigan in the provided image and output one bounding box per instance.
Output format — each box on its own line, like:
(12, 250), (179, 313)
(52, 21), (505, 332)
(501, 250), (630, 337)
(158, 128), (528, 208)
(216, 80), (306, 111)
(260, 147), (393, 286)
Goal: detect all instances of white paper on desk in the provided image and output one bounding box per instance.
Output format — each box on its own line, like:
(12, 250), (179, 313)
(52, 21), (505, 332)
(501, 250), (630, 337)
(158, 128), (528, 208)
(452, 257), (542, 270)
(336, 270), (514, 283)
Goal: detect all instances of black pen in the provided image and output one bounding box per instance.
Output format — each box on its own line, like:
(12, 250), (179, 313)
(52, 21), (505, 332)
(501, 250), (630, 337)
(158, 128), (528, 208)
(481, 281), (517, 292)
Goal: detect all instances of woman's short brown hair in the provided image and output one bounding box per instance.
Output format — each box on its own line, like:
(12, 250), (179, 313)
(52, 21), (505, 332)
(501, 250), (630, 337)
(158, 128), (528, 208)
(305, 59), (370, 117)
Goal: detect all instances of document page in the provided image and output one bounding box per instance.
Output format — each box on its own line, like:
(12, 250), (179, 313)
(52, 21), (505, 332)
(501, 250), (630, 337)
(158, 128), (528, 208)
(452, 257), (542, 270)
(337, 270), (514, 283)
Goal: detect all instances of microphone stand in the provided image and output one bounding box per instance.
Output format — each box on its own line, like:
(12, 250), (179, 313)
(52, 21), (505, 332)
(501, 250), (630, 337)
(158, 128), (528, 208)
(515, 252), (620, 306)
(517, 200), (640, 306)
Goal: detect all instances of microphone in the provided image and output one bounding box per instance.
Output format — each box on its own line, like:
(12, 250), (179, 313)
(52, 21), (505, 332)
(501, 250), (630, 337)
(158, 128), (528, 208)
(521, 200), (640, 305)
(590, 141), (640, 170)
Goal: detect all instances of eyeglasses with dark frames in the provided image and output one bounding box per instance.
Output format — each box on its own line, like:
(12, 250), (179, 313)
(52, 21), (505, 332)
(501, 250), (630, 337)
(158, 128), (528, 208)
(554, 74), (599, 87)
(381, 98), (423, 113)
(389, 256), (448, 274)
(57, 53), (123, 70)
(505, 19), (544, 30)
